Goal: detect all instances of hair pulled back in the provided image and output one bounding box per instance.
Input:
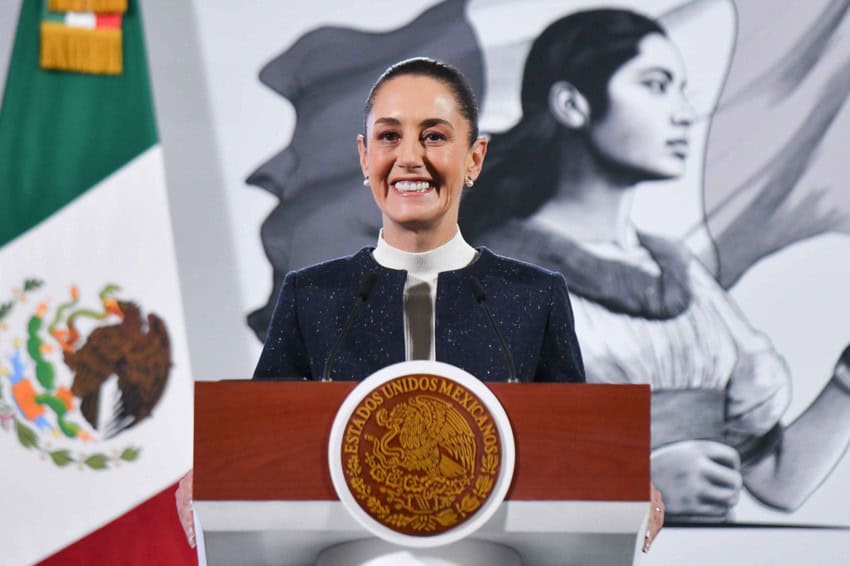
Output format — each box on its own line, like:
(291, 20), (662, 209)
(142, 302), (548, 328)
(364, 57), (480, 146)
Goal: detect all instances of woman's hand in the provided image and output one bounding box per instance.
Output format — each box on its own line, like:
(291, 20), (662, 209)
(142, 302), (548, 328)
(643, 482), (665, 552)
(651, 440), (743, 519)
(175, 469), (196, 548)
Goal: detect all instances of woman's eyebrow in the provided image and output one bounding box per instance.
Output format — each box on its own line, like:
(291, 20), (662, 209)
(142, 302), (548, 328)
(374, 117), (401, 127)
(640, 67), (674, 81)
(373, 117), (453, 130)
(420, 118), (453, 129)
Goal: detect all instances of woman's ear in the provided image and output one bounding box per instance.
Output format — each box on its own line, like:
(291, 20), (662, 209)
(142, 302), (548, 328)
(356, 134), (369, 178)
(548, 81), (590, 130)
(465, 135), (489, 182)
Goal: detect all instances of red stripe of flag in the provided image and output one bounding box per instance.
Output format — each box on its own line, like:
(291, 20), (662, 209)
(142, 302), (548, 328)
(37, 481), (198, 566)
(96, 13), (123, 29)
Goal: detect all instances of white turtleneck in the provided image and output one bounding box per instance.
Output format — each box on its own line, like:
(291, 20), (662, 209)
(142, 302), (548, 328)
(372, 228), (478, 360)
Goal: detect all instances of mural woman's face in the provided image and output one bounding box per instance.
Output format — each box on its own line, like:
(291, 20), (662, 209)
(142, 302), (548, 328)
(588, 33), (695, 180)
(358, 75), (486, 245)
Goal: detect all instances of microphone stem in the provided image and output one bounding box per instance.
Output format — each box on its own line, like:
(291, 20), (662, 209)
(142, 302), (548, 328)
(322, 273), (377, 382)
(479, 300), (519, 383)
(322, 299), (363, 382)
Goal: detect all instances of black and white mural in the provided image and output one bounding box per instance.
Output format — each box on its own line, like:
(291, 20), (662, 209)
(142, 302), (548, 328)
(241, 0), (850, 527)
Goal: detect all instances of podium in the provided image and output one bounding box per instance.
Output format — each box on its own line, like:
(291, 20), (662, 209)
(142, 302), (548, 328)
(194, 381), (650, 566)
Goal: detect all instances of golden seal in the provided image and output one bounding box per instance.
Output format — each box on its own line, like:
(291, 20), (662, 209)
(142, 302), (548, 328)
(340, 373), (502, 536)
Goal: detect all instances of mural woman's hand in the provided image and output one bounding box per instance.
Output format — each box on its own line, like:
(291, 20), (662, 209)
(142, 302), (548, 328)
(651, 440), (742, 519)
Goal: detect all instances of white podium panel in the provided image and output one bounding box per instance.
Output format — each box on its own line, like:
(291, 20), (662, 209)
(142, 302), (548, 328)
(196, 500), (649, 566)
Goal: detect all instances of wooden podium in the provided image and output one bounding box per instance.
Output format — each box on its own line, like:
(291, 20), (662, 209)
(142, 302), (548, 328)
(194, 381), (650, 566)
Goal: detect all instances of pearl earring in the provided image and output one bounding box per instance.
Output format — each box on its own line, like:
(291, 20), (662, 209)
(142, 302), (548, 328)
(362, 177), (370, 187)
(464, 176), (474, 188)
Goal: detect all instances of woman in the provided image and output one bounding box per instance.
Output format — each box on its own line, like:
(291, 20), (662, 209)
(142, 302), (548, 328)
(463, 8), (850, 521)
(253, 57), (584, 384)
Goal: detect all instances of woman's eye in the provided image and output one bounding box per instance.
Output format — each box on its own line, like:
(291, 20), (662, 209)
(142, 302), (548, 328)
(423, 132), (446, 143)
(643, 79), (669, 94)
(378, 131), (400, 142)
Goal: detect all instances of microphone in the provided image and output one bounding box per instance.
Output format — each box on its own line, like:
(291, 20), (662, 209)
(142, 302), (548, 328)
(469, 276), (519, 383)
(322, 273), (378, 382)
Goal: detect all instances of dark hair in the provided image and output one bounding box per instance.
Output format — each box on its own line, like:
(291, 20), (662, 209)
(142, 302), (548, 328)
(363, 57), (480, 146)
(461, 9), (666, 240)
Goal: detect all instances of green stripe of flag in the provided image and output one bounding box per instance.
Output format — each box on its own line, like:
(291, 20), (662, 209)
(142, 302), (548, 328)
(41, 7), (64, 24)
(0, 0), (157, 246)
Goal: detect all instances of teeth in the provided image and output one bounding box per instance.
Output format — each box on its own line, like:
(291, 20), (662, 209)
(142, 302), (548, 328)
(394, 181), (431, 192)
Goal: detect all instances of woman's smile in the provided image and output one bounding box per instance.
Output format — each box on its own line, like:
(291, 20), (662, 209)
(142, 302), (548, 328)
(391, 179), (436, 194)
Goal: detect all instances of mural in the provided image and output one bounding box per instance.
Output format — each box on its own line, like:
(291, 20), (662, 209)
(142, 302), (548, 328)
(244, 0), (850, 526)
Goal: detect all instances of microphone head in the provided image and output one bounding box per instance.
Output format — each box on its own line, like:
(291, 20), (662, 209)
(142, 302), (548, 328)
(358, 273), (378, 300)
(469, 276), (487, 303)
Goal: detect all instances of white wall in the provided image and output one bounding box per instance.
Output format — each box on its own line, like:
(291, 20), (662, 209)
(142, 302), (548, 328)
(142, 0), (254, 380)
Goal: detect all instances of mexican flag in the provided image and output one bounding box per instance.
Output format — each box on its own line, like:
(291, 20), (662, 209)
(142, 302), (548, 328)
(0, 1), (195, 564)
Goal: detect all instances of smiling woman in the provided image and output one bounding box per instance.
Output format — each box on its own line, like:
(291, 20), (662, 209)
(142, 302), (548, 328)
(357, 66), (487, 252)
(253, 57), (585, 382)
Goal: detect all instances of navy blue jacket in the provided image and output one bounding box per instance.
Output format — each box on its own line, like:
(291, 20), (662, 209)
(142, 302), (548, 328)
(253, 248), (585, 382)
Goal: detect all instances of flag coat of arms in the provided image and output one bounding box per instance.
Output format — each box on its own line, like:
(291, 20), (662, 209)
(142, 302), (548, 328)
(0, 1), (195, 564)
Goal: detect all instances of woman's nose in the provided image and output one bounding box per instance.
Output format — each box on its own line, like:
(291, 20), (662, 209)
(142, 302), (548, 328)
(673, 93), (696, 127)
(396, 136), (424, 168)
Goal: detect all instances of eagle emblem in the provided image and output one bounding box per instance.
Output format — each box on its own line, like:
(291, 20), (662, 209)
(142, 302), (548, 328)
(370, 395), (475, 486)
(340, 374), (502, 536)
(0, 279), (172, 469)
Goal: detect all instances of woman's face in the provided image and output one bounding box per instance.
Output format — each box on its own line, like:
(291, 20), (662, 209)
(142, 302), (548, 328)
(587, 33), (695, 180)
(358, 75), (486, 245)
